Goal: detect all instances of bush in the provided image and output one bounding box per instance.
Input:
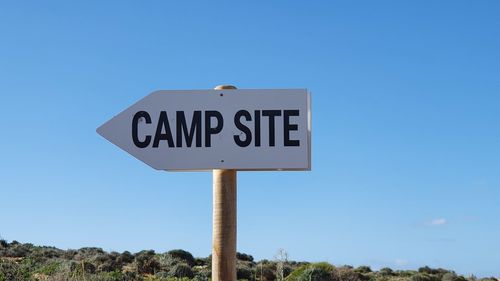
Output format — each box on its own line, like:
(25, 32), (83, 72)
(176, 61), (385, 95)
(4, 243), (31, 258)
(379, 268), (394, 276)
(333, 267), (363, 281)
(155, 271), (169, 279)
(75, 247), (105, 261)
(298, 265), (334, 281)
(194, 257), (209, 266)
(443, 273), (467, 281)
(117, 251), (134, 265)
(255, 262), (276, 281)
(287, 263), (335, 281)
(84, 271), (127, 281)
(92, 253), (120, 272)
(283, 265), (293, 278)
(419, 266), (433, 274)
(355, 266), (372, 274)
(63, 249), (77, 260)
(418, 266), (451, 279)
(96, 260), (119, 272)
(121, 271), (141, 281)
(169, 263), (194, 278)
(166, 249), (195, 267)
(193, 265), (211, 280)
(77, 260), (97, 274)
(35, 261), (61, 276)
(412, 274), (432, 281)
(237, 264), (253, 280)
(38, 247), (62, 259)
(237, 252), (254, 262)
(135, 250), (160, 275)
(193, 274), (210, 281)
(0, 259), (28, 281)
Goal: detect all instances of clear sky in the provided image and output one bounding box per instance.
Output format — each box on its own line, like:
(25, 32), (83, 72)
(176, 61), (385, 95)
(1, 0), (499, 277)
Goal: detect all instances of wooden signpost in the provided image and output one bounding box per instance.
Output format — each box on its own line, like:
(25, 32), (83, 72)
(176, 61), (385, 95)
(97, 85), (311, 281)
(212, 85), (238, 281)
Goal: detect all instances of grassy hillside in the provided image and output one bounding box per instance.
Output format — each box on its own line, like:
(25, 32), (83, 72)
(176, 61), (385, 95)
(0, 239), (496, 281)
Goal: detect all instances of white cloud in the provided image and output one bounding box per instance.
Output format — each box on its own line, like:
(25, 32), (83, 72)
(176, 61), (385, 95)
(427, 218), (447, 226)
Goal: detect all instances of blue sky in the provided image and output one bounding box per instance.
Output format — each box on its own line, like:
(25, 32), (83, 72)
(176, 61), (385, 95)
(1, 0), (499, 277)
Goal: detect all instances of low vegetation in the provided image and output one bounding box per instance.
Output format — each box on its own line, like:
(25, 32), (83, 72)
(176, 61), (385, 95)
(0, 239), (497, 281)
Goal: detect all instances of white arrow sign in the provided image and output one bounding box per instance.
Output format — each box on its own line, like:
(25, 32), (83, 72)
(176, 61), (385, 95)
(97, 89), (311, 171)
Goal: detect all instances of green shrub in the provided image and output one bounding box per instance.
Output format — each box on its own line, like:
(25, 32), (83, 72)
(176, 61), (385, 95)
(117, 251), (134, 265)
(298, 266), (334, 281)
(237, 252), (254, 262)
(237, 264), (253, 280)
(287, 263), (335, 281)
(419, 267), (433, 274)
(73, 260), (97, 274)
(135, 250), (160, 275)
(193, 265), (211, 280)
(5, 243), (31, 258)
(412, 274), (432, 281)
(194, 257), (209, 266)
(0, 259), (29, 281)
(255, 262), (276, 281)
(155, 271), (169, 278)
(398, 270), (418, 277)
(333, 267), (363, 281)
(166, 249), (195, 267)
(85, 271), (125, 281)
(442, 273), (467, 281)
(122, 271), (141, 281)
(193, 274), (210, 281)
(283, 265), (293, 279)
(74, 247), (106, 261)
(168, 263), (194, 278)
(63, 249), (78, 260)
(379, 268), (394, 276)
(93, 253), (120, 272)
(356, 266), (372, 274)
(35, 261), (61, 276)
(286, 264), (308, 281)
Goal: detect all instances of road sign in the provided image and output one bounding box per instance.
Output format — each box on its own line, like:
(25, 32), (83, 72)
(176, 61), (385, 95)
(97, 89), (311, 171)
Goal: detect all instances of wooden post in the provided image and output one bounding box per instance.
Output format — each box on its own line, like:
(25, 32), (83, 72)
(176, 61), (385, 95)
(212, 85), (237, 281)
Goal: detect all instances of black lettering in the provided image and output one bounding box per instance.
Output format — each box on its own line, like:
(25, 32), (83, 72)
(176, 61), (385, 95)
(132, 111), (152, 148)
(233, 110), (252, 147)
(284, 110), (300, 146)
(205, 111), (223, 147)
(153, 111), (175, 147)
(262, 110), (281, 146)
(254, 110), (261, 147)
(176, 111), (202, 147)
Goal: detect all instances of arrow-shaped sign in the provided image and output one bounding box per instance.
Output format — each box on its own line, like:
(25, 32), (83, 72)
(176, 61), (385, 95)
(97, 89), (311, 171)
